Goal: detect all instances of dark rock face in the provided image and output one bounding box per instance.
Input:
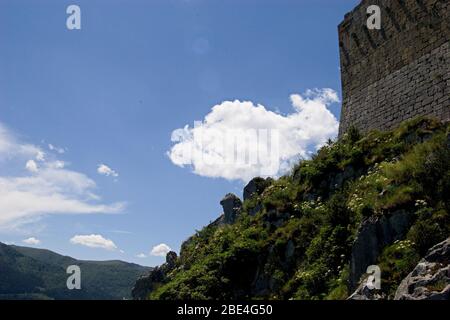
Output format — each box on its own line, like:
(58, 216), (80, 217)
(329, 165), (363, 191)
(132, 251), (178, 300)
(350, 210), (415, 290)
(132, 268), (166, 300)
(220, 193), (242, 224)
(264, 210), (290, 229)
(248, 203), (263, 217)
(166, 251), (178, 269)
(395, 237), (450, 300)
(285, 240), (295, 260)
(243, 177), (272, 201)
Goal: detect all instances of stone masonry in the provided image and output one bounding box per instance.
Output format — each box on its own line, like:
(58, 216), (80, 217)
(338, 0), (450, 136)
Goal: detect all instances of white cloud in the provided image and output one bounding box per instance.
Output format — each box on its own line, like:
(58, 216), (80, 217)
(47, 160), (65, 169)
(0, 123), (44, 161)
(168, 88), (339, 182)
(0, 170), (125, 229)
(36, 151), (46, 162)
(48, 143), (65, 154)
(136, 253), (147, 258)
(97, 164), (119, 178)
(150, 243), (171, 257)
(70, 234), (118, 251)
(0, 122), (125, 229)
(25, 160), (38, 173)
(22, 237), (41, 245)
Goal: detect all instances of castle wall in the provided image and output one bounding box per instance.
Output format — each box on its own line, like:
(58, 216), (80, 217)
(338, 0), (450, 135)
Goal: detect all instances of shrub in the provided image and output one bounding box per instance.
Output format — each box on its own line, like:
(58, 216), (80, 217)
(407, 208), (450, 255)
(143, 117), (450, 300)
(377, 241), (420, 298)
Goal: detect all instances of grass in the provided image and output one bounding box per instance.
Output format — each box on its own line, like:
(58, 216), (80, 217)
(140, 117), (450, 300)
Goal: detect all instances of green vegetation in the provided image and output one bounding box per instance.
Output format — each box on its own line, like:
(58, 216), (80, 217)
(377, 240), (420, 298)
(142, 117), (450, 300)
(0, 243), (151, 300)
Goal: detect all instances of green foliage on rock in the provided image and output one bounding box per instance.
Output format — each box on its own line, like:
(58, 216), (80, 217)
(145, 117), (450, 300)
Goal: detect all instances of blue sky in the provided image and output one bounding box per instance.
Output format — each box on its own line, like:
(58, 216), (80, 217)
(0, 0), (359, 266)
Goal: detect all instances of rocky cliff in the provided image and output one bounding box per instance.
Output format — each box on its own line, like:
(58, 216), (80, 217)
(133, 117), (450, 300)
(395, 237), (450, 300)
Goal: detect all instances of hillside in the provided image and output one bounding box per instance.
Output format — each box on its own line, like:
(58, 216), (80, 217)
(133, 117), (450, 300)
(0, 243), (151, 300)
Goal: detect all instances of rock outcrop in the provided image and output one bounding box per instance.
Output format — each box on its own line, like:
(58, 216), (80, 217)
(166, 251), (178, 270)
(132, 251), (178, 300)
(243, 177), (272, 201)
(350, 210), (415, 290)
(243, 178), (272, 216)
(219, 193), (242, 224)
(132, 118), (450, 300)
(395, 237), (450, 300)
(348, 281), (385, 300)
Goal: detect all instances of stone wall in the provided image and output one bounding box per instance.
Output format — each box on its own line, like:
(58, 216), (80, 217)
(338, 0), (450, 135)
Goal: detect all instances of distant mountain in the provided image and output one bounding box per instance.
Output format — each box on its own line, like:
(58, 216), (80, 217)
(0, 242), (152, 300)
